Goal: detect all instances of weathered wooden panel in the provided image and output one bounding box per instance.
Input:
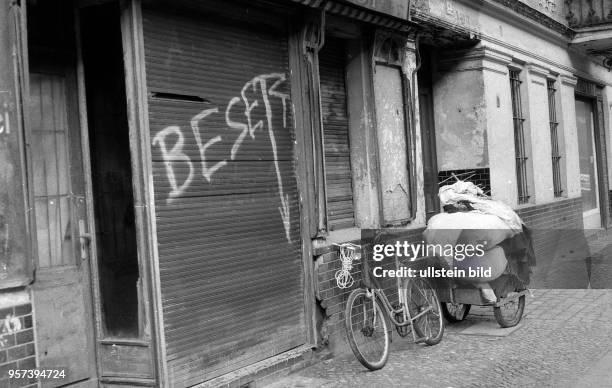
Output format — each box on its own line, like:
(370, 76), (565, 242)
(99, 343), (154, 378)
(319, 38), (356, 231)
(373, 64), (411, 224)
(143, 2), (305, 386)
(33, 268), (91, 387)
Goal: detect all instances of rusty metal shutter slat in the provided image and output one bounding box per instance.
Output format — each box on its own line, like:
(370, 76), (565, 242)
(319, 38), (356, 230)
(142, 4), (305, 386)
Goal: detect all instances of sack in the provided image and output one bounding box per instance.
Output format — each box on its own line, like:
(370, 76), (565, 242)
(438, 180), (524, 231)
(425, 212), (515, 249)
(453, 246), (508, 282)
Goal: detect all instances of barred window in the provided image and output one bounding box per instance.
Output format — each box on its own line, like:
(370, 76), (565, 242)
(547, 79), (563, 197)
(509, 70), (530, 204)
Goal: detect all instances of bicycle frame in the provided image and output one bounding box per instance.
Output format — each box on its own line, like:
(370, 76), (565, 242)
(361, 249), (433, 343)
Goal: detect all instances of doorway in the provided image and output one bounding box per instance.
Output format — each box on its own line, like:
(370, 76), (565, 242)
(575, 97), (602, 230)
(27, 0), (95, 385)
(27, 0), (156, 384)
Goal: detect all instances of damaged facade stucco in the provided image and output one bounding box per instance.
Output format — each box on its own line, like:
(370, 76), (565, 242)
(433, 54), (488, 171)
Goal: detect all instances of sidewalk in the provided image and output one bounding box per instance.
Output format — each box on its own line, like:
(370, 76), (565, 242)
(265, 230), (612, 388)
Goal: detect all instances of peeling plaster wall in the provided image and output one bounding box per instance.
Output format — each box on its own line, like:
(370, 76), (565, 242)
(558, 77), (582, 198)
(433, 67), (488, 171)
(482, 56), (518, 206)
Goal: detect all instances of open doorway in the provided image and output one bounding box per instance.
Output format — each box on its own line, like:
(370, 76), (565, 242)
(576, 96), (602, 230)
(27, 0), (154, 382)
(80, 1), (140, 339)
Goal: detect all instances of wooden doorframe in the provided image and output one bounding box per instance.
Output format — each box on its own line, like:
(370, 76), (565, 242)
(72, 2), (103, 383)
(119, 0), (167, 385)
(73, 0), (163, 384)
(575, 90), (609, 229)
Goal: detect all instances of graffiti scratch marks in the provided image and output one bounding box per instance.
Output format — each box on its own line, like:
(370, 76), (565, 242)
(153, 72), (292, 242)
(0, 314), (21, 348)
(0, 103), (10, 135)
(0, 215), (9, 281)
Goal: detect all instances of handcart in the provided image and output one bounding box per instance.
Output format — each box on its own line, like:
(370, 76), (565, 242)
(436, 272), (528, 328)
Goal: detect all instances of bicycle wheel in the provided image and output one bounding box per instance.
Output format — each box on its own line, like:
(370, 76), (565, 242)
(441, 302), (471, 323)
(404, 278), (444, 346)
(345, 288), (390, 370)
(493, 293), (525, 328)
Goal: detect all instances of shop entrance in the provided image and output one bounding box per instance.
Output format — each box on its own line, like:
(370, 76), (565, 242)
(26, 0), (156, 385)
(575, 97), (602, 230)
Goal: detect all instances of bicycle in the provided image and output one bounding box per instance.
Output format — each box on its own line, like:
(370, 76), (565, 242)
(336, 242), (444, 371)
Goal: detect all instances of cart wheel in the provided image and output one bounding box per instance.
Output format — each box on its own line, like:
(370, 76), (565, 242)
(493, 293), (525, 328)
(441, 303), (471, 323)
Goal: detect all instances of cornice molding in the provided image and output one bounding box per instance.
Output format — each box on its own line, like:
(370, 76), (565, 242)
(526, 63), (550, 78)
(438, 46), (513, 66)
(560, 74), (578, 87)
(483, 0), (574, 38)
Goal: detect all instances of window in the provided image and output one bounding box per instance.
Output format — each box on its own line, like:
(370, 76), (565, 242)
(547, 79), (563, 197)
(30, 73), (76, 268)
(509, 69), (530, 204)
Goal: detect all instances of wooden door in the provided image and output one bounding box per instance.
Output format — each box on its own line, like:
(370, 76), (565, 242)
(29, 68), (96, 386)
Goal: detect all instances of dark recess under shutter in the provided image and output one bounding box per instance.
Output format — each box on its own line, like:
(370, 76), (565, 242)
(142, 2), (305, 386)
(319, 38), (356, 230)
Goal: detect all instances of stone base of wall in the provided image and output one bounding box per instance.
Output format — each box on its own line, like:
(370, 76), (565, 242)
(0, 289), (36, 388)
(515, 197), (584, 255)
(515, 198), (590, 288)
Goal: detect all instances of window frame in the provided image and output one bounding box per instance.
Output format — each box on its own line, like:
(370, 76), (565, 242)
(318, 37), (357, 231)
(547, 78), (563, 197)
(509, 68), (531, 205)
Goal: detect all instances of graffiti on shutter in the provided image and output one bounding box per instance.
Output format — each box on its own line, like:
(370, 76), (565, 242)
(151, 73), (292, 241)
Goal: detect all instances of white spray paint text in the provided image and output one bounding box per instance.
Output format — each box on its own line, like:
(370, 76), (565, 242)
(152, 73), (292, 242)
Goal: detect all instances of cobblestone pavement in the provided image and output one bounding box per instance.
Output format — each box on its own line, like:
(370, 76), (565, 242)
(267, 232), (612, 388)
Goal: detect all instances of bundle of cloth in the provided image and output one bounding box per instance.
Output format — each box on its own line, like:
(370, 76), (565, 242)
(424, 180), (535, 303)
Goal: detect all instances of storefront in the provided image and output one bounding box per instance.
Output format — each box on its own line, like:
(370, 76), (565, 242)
(2, 0), (420, 386)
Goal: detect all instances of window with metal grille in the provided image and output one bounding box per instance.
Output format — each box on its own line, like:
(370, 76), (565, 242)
(547, 79), (563, 197)
(509, 69), (530, 204)
(30, 73), (76, 268)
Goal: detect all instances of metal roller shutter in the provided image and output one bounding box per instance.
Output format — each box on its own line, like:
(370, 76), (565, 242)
(142, 3), (305, 386)
(319, 38), (355, 230)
